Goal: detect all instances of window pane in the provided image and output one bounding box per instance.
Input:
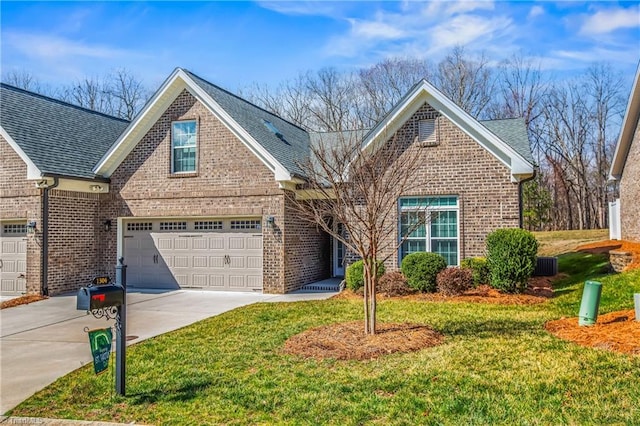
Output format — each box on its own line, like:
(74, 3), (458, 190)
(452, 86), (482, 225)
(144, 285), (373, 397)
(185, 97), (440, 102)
(402, 240), (426, 259)
(172, 121), (196, 147)
(400, 211), (425, 238)
(431, 211), (457, 238)
(432, 239), (458, 266)
(174, 147), (196, 172)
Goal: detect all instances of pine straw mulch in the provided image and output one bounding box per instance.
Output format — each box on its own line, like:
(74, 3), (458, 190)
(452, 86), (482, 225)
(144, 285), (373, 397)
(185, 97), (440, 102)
(0, 294), (47, 309)
(577, 239), (640, 271)
(546, 310), (640, 355)
(283, 321), (444, 360)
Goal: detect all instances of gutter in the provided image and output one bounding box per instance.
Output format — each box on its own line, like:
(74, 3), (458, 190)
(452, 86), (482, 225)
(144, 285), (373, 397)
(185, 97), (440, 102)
(41, 177), (59, 296)
(518, 168), (537, 229)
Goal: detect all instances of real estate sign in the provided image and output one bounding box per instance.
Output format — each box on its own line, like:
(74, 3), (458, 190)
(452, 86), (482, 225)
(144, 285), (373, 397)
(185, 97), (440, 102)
(88, 327), (113, 375)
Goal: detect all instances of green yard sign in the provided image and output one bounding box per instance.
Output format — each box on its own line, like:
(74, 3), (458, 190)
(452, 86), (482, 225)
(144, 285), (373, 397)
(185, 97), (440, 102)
(88, 327), (113, 375)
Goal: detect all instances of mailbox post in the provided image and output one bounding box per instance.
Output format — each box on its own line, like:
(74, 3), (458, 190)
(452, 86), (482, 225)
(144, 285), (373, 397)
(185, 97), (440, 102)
(76, 258), (127, 396)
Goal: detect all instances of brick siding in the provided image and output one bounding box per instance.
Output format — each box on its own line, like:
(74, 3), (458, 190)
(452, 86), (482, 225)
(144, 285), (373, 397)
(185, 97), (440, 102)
(619, 119), (640, 241)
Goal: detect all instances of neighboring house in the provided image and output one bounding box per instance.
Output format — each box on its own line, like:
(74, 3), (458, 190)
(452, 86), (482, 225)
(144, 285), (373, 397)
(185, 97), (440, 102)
(0, 68), (534, 297)
(609, 65), (640, 242)
(0, 84), (128, 296)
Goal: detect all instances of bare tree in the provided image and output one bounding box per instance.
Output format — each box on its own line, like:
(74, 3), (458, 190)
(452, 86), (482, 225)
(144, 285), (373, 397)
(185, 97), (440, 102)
(289, 130), (430, 335)
(2, 69), (43, 92)
(435, 46), (495, 118)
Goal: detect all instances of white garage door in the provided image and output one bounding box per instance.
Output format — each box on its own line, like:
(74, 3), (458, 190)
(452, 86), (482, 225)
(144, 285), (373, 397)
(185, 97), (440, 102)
(0, 222), (27, 295)
(123, 219), (263, 292)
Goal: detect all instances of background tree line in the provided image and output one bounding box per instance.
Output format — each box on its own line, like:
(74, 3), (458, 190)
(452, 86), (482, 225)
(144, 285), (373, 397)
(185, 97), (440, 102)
(4, 47), (628, 231)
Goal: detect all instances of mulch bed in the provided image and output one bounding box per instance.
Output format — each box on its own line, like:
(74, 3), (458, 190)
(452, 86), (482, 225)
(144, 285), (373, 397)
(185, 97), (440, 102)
(283, 321), (444, 360)
(546, 310), (640, 355)
(0, 294), (47, 309)
(578, 239), (640, 271)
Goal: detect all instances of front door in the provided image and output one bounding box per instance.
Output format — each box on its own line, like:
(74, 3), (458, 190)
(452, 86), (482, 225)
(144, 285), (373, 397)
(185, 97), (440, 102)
(333, 223), (345, 277)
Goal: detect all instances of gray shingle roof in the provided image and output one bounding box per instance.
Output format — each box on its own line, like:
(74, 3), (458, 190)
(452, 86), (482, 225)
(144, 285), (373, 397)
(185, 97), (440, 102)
(184, 70), (311, 178)
(1, 83), (129, 180)
(480, 118), (535, 165)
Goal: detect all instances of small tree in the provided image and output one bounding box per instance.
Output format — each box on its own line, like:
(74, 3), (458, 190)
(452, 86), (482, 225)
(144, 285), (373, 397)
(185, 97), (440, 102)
(289, 130), (430, 335)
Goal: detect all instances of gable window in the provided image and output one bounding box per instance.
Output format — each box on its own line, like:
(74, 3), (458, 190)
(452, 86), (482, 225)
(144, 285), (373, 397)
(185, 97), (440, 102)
(172, 120), (197, 173)
(399, 196), (459, 265)
(418, 119), (437, 146)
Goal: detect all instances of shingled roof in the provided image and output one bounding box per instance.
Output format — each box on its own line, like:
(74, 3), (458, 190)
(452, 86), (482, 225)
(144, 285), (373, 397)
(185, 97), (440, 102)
(0, 83), (129, 180)
(480, 118), (535, 165)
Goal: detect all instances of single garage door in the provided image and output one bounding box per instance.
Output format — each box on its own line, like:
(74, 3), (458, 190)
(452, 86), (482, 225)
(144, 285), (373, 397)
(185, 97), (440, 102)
(0, 222), (27, 295)
(123, 219), (263, 292)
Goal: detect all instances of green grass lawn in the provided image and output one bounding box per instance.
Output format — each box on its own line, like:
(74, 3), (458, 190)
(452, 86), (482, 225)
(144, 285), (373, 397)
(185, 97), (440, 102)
(10, 251), (640, 425)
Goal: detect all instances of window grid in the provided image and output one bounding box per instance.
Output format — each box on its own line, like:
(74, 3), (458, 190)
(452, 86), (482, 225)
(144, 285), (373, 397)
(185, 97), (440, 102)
(194, 221), (223, 230)
(3, 224), (27, 234)
(172, 120), (197, 173)
(399, 196), (459, 266)
(159, 222), (187, 231)
(230, 220), (261, 230)
(127, 223), (153, 232)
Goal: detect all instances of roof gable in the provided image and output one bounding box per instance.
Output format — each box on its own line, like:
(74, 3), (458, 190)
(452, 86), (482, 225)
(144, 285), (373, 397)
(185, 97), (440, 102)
(94, 68), (309, 182)
(0, 83), (128, 180)
(361, 80), (535, 182)
(609, 63), (640, 181)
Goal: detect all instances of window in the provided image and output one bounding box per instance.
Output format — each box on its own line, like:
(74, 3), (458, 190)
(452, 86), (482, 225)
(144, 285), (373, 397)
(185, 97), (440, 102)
(399, 196), (459, 265)
(194, 221), (223, 230)
(126, 223), (153, 232)
(230, 220), (261, 230)
(159, 221), (187, 231)
(418, 119), (437, 146)
(172, 120), (197, 173)
(3, 224), (27, 234)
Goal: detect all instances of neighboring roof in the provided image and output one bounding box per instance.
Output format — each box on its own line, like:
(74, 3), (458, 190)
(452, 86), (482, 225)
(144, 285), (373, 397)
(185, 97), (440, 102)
(609, 63), (640, 181)
(480, 118), (535, 164)
(361, 79), (535, 181)
(0, 83), (129, 180)
(94, 68), (309, 182)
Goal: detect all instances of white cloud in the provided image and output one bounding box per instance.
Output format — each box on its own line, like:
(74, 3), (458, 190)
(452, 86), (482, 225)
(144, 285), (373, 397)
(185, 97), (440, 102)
(429, 14), (513, 52)
(528, 5), (544, 19)
(348, 19), (406, 40)
(4, 32), (128, 60)
(579, 6), (640, 35)
(445, 0), (495, 15)
(256, 1), (345, 17)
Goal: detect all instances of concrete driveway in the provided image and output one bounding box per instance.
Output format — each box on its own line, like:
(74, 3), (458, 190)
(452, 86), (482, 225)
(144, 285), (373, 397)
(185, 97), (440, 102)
(0, 287), (337, 414)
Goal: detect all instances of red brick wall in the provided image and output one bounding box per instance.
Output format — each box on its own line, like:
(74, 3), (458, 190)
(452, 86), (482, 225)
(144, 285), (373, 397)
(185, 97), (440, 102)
(101, 89), (315, 293)
(620, 119), (640, 241)
(378, 103), (521, 269)
(0, 137), (43, 294)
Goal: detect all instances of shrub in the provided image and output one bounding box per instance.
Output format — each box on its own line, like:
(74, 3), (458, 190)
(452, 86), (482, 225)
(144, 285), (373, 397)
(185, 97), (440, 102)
(401, 252), (447, 292)
(436, 267), (473, 296)
(486, 228), (538, 293)
(345, 259), (385, 291)
(461, 257), (490, 287)
(378, 271), (414, 296)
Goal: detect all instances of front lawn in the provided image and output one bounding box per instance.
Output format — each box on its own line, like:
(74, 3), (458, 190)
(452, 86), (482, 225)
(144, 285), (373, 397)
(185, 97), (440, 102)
(9, 253), (640, 425)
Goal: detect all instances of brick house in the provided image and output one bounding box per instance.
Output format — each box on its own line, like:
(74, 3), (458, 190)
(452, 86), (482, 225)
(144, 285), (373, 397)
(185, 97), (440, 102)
(0, 68), (534, 297)
(609, 65), (640, 242)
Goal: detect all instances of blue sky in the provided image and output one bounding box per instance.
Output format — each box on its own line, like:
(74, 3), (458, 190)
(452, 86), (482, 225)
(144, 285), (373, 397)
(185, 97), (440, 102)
(1, 1), (639, 93)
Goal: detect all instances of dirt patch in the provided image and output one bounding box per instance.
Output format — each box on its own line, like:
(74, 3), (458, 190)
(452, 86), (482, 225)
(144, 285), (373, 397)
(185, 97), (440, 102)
(333, 276), (553, 305)
(0, 294), (47, 309)
(578, 239), (640, 271)
(283, 321), (444, 360)
(546, 310), (640, 355)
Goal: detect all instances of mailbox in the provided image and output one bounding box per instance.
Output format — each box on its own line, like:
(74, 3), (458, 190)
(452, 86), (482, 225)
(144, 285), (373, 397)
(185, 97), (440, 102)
(77, 284), (124, 311)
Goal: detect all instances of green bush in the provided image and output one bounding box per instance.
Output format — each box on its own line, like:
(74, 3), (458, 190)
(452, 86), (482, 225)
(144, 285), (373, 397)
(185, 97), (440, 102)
(436, 267), (473, 296)
(486, 228), (538, 293)
(401, 252), (447, 293)
(461, 257), (490, 287)
(345, 259), (385, 291)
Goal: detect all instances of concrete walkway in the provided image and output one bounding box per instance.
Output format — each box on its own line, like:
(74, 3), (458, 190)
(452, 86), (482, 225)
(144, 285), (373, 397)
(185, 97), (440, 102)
(0, 284), (338, 416)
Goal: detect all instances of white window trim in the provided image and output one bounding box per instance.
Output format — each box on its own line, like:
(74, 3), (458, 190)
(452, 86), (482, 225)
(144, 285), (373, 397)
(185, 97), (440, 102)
(418, 119), (437, 146)
(171, 120), (198, 174)
(398, 196), (460, 266)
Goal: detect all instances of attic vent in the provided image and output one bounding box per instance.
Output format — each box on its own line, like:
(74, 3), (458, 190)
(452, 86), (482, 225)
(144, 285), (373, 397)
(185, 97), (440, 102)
(262, 119), (284, 139)
(418, 119), (437, 146)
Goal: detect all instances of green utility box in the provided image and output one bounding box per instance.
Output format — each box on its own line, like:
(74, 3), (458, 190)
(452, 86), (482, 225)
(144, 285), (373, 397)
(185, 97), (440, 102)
(578, 280), (602, 326)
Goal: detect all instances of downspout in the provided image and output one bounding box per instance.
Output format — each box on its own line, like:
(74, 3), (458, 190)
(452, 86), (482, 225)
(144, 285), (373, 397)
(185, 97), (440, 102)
(518, 168), (537, 229)
(41, 177), (59, 296)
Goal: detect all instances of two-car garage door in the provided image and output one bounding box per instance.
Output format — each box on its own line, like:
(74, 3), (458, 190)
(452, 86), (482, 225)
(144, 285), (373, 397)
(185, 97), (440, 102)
(123, 219), (263, 292)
